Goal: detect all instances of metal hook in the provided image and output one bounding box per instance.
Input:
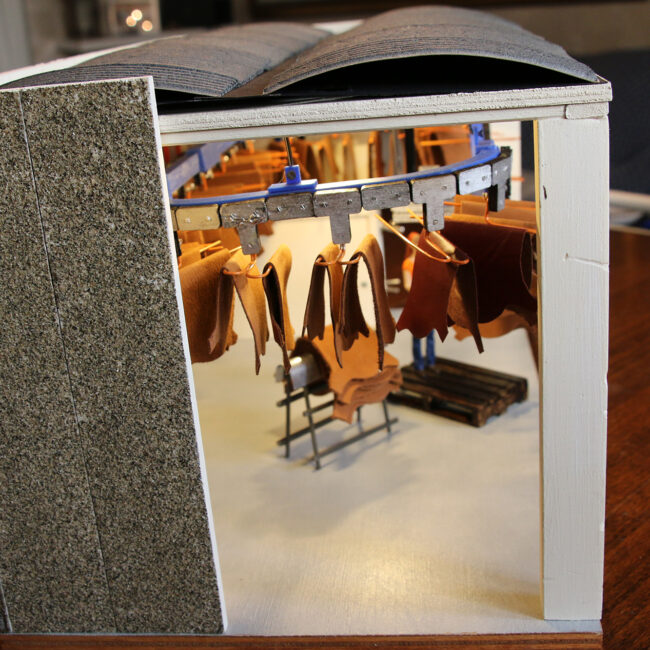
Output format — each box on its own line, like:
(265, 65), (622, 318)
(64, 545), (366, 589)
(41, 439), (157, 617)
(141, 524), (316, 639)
(375, 211), (468, 266)
(339, 254), (360, 266)
(245, 254), (272, 279)
(406, 210), (469, 265)
(314, 245), (345, 267)
(198, 239), (223, 254)
(481, 195), (536, 235)
(314, 244), (360, 267)
(222, 249), (270, 278)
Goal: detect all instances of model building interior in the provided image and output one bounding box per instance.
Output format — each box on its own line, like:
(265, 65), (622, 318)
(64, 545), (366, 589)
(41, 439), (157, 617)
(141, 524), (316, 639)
(0, 1), (647, 648)
(164, 122), (542, 635)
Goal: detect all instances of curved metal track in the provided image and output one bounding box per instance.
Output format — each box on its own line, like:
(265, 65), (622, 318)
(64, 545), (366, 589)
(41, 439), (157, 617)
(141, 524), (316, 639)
(169, 136), (511, 255)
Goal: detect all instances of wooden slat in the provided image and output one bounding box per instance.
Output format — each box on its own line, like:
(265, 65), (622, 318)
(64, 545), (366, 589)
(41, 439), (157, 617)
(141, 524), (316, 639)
(389, 358), (527, 426)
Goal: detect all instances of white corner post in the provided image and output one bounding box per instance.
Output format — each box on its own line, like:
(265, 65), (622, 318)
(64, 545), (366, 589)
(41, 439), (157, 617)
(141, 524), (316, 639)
(535, 113), (609, 620)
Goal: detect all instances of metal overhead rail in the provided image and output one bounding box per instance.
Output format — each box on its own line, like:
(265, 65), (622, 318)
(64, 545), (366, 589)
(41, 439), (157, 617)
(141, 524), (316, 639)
(167, 126), (512, 255)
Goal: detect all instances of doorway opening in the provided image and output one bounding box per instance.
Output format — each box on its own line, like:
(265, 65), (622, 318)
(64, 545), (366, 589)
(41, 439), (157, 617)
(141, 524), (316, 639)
(169, 123), (543, 634)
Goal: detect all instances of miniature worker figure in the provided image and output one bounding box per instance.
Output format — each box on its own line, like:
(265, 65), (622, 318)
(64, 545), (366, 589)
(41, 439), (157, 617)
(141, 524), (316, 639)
(402, 231), (435, 371)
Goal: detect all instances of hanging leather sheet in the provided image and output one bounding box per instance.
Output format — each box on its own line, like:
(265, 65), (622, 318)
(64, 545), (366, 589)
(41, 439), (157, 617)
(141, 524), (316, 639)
(178, 241), (203, 269)
(222, 250), (269, 374)
(442, 220), (537, 325)
(179, 248), (238, 363)
(263, 244), (296, 372)
(397, 229), (455, 340)
(302, 243), (343, 340)
(296, 326), (402, 424)
(339, 234), (396, 370)
(446, 252), (484, 353)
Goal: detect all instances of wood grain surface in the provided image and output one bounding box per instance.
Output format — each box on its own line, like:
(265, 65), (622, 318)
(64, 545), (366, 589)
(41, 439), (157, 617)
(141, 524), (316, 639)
(0, 632), (603, 649)
(602, 229), (650, 650)
(2, 229), (648, 648)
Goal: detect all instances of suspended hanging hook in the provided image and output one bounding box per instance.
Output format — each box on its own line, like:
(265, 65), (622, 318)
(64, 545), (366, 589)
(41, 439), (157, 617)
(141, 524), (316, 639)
(314, 245), (346, 267)
(481, 195), (536, 235)
(376, 211), (468, 266)
(222, 252), (270, 278)
(404, 210), (469, 266)
(314, 244), (360, 267)
(245, 254), (272, 279)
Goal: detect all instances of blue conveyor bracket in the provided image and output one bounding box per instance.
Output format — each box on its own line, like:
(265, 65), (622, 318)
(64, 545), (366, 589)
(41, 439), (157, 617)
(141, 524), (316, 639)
(165, 141), (237, 195)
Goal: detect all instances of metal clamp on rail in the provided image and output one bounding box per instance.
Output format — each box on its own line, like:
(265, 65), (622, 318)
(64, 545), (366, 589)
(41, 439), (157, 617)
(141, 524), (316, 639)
(219, 198), (268, 255)
(487, 148), (513, 212)
(313, 188), (362, 245)
(360, 180), (411, 212)
(172, 204), (220, 232)
(168, 134), (512, 247)
(267, 192), (315, 222)
(410, 174), (457, 231)
(456, 164), (492, 196)
(267, 155), (317, 225)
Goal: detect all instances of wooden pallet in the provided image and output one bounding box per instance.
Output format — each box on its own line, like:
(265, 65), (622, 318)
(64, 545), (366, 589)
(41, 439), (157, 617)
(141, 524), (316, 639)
(388, 357), (528, 427)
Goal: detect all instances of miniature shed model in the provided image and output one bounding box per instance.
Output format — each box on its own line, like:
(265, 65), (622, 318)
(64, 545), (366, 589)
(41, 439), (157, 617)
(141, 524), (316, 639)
(0, 7), (610, 643)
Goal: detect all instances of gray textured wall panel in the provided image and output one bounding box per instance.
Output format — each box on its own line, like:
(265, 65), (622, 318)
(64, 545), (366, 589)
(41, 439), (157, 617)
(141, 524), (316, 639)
(0, 577), (9, 632)
(0, 90), (114, 633)
(20, 78), (223, 634)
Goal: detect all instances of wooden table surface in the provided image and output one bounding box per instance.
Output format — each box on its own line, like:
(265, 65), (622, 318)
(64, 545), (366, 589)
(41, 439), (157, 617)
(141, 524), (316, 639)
(602, 228), (650, 650)
(1, 229), (648, 650)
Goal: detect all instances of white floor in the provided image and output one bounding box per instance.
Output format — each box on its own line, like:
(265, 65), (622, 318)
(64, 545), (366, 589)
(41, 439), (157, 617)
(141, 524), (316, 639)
(193, 327), (600, 635)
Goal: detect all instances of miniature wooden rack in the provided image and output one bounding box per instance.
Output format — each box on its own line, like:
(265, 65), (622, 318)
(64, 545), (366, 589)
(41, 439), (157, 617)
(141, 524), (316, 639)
(388, 357), (528, 427)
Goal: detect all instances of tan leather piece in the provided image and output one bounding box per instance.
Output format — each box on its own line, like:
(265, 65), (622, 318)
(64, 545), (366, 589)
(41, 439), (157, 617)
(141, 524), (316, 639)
(442, 220), (537, 325)
(339, 257), (369, 343)
(263, 244), (295, 372)
(454, 310), (539, 369)
(179, 248), (238, 363)
(455, 309), (528, 340)
(339, 234), (396, 370)
(333, 367), (402, 423)
(214, 260), (238, 359)
(397, 229), (455, 340)
(316, 327), (397, 397)
(178, 229), (205, 244)
(447, 254), (484, 353)
(222, 250), (269, 375)
(336, 364), (401, 407)
(297, 325), (402, 424)
(178, 242), (202, 269)
(397, 229), (483, 353)
(302, 243), (345, 365)
(302, 243), (342, 338)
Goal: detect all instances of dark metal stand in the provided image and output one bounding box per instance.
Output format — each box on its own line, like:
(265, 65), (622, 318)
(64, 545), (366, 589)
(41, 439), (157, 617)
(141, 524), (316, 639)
(276, 383), (397, 470)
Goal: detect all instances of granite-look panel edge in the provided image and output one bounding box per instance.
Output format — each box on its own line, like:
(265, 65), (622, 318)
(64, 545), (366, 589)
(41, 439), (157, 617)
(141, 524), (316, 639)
(0, 90), (115, 632)
(20, 78), (223, 634)
(0, 577), (9, 632)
